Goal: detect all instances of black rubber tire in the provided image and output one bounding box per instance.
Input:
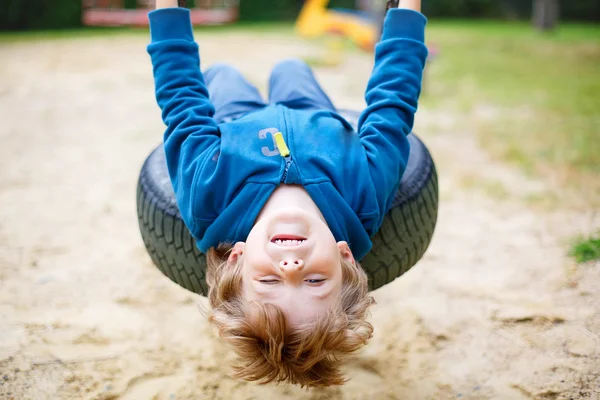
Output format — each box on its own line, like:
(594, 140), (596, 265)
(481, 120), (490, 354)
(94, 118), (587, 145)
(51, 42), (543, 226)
(136, 110), (438, 294)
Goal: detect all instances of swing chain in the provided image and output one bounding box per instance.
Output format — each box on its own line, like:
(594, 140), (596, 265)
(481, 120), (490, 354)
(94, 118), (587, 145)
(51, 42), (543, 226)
(386, 0), (399, 12)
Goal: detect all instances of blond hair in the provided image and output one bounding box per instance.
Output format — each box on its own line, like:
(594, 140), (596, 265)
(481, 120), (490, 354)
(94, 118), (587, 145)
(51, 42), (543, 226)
(205, 244), (375, 387)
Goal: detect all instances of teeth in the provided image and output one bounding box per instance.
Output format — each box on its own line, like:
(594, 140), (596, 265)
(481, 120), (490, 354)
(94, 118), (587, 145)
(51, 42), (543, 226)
(274, 239), (305, 246)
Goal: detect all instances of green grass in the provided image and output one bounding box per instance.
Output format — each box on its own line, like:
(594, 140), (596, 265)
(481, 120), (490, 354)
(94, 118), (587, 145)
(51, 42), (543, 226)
(569, 234), (600, 263)
(422, 20), (600, 208)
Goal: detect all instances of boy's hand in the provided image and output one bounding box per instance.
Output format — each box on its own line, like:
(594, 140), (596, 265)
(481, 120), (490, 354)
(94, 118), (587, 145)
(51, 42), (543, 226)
(397, 0), (421, 12)
(156, 0), (179, 9)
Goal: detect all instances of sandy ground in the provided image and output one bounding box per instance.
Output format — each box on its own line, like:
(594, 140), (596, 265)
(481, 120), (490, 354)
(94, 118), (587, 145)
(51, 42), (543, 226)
(0, 31), (599, 400)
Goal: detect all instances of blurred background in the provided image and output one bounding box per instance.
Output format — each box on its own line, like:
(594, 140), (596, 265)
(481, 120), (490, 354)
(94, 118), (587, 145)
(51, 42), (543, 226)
(0, 1), (599, 399)
(1, 0), (599, 30)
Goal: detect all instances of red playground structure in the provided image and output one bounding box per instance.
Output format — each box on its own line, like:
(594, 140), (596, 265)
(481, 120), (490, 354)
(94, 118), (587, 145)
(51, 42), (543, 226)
(82, 0), (239, 27)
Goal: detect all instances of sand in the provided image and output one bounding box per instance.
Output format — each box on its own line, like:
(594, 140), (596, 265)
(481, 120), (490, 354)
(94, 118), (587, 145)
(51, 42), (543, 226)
(0, 31), (598, 400)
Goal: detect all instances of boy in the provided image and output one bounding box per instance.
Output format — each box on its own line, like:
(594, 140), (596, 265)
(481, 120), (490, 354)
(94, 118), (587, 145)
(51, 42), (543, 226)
(148, 0), (427, 387)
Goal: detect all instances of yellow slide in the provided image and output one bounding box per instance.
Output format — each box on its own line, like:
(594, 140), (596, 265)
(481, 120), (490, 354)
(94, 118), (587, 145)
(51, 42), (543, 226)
(295, 0), (378, 51)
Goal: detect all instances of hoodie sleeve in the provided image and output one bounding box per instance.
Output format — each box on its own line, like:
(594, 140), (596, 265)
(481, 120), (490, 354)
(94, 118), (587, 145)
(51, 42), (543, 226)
(146, 7), (221, 239)
(357, 9), (428, 227)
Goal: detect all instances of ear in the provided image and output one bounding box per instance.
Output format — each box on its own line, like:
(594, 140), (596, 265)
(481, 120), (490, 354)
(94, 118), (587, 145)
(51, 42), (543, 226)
(337, 241), (355, 265)
(227, 242), (245, 264)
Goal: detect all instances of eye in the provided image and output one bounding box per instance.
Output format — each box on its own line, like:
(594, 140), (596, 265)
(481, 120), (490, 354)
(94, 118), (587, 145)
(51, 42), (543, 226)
(305, 279), (326, 285)
(259, 279), (280, 285)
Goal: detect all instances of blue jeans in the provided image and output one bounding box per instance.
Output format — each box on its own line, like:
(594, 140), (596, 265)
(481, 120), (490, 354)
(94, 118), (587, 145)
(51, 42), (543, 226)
(203, 59), (336, 124)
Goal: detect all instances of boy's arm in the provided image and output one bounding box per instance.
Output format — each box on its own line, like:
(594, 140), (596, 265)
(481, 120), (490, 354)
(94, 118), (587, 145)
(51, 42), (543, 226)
(357, 1), (427, 229)
(147, 3), (221, 237)
(397, 0), (421, 11)
(156, 0), (178, 8)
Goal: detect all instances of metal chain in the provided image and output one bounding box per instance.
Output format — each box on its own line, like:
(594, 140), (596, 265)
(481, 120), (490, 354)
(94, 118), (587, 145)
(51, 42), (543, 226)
(386, 0), (399, 12)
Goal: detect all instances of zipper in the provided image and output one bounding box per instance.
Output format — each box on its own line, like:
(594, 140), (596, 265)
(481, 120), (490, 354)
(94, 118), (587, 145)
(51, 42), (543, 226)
(273, 131), (293, 182)
(282, 155), (293, 182)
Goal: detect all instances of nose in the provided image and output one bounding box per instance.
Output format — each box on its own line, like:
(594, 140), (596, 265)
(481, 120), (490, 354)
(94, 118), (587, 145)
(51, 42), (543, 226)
(279, 258), (305, 272)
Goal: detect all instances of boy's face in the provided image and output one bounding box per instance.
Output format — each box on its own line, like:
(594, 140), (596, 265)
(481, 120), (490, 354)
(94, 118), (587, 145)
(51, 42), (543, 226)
(228, 208), (355, 328)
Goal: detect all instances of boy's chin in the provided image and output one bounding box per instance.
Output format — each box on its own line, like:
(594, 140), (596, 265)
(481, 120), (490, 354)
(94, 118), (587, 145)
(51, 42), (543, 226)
(263, 209), (313, 234)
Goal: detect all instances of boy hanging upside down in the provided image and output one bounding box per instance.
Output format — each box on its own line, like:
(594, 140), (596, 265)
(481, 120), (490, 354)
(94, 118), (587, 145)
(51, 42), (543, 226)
(147, 0), (427, 387)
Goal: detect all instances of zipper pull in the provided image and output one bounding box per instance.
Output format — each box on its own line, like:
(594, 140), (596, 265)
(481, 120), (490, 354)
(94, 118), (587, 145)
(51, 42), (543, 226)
(273, 132), (290, 158)
(273, 131), (293, 182)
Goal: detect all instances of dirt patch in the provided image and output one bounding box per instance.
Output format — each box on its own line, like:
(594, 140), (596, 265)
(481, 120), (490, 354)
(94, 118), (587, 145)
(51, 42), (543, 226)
(0, 31), (598, 399)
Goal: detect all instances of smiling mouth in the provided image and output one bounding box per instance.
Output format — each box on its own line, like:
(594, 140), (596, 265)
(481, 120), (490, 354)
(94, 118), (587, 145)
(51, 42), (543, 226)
(271, 235), (307, 247)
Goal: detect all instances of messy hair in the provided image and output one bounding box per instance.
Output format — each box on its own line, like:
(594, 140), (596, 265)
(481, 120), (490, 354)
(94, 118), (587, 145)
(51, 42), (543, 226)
(205, 244), (375, 388)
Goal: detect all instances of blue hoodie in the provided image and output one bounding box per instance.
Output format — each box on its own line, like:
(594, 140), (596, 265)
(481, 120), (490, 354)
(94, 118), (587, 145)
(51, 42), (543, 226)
(147, 8), (428, 261)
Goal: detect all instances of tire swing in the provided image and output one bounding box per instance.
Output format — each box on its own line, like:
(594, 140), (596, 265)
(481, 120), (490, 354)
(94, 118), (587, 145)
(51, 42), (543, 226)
(136, 110), (438, 295)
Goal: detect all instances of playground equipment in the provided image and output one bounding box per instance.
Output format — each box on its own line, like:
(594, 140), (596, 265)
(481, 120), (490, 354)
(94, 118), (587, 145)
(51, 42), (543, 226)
(82, 0), (239, 27)
(296, 0), (438, 55)
(295, 0), (382, 51)
(136, 110), (438, 295)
